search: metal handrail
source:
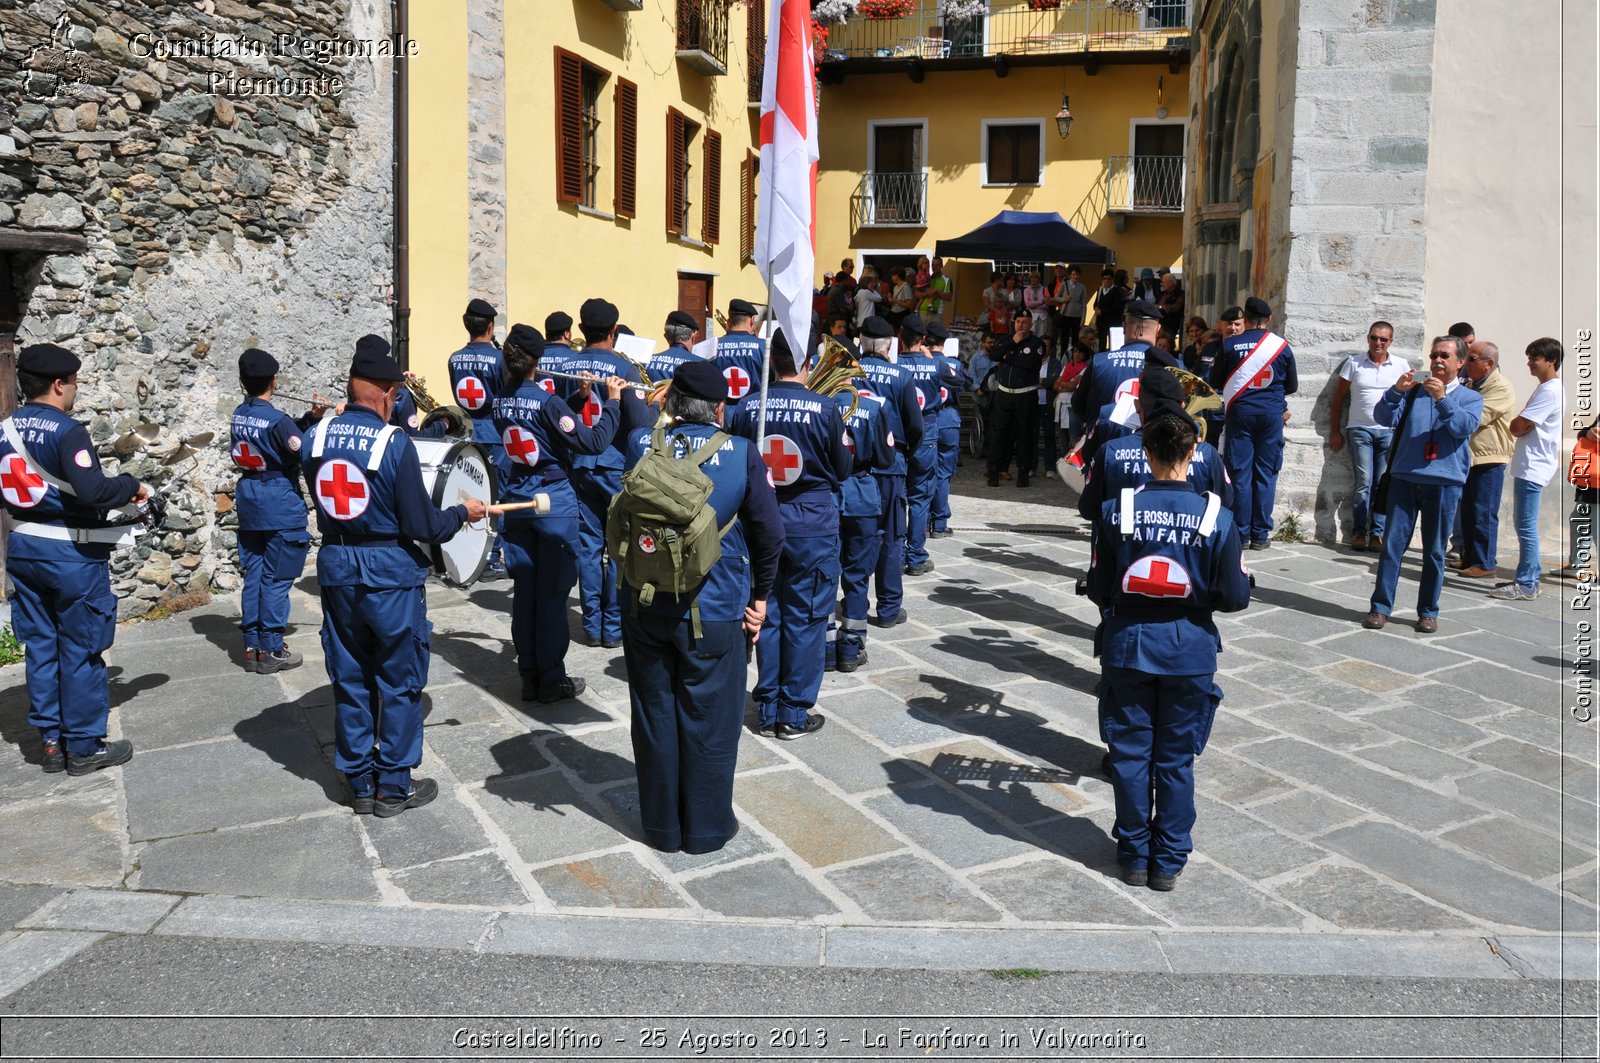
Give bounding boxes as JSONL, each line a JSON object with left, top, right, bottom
{"left": 823, "top": 0, "right": 1189, "bottom": 61}
{"left": 676, "top": 0, "right": 729, "bottom": 68}
{"left": 851, "top": 171, "right": 928, "bottom": 227}
{"left": 1106, "top": 154, "right": 1184, "bottom": 212}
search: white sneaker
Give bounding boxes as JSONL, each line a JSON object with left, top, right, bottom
{"left": 1489, "top": 583, "right": 1539, "bottom": 601}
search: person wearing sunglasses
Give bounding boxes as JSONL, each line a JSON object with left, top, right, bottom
{"left": 1330, "top": 322, "right": 1409, "bottom": 552}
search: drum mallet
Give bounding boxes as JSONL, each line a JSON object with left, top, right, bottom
{"left": 486, "top": 495, "right": 551, "bottom": 516}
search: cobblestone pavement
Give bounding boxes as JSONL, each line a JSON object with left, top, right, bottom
{"left": 1, "top": 465, "right": 1596, "bottom": 988}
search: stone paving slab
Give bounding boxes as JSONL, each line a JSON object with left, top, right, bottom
{"left": 137, "top": 815, "right": 380, "bottom": 902}
{"left": 0, "top": 931, "right": 107, "bottom": 999}
{"left": 0, "top": 885, "right": 63, "bottom": 933}
{"left": 19, "top": 889, "right": 178, "bottom": 934}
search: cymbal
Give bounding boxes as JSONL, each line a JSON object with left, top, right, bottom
{"left": 112, "top": 423, "right": 161, "bottom": 456}
{"left": 182, "top": 431, "right": 215, "bottom": 448}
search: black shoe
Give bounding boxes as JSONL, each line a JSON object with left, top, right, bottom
{"left": 870, "top": 611, "right": 907, "bottom": 628}
{"left": 601, "top": 638, "right": 623, "bottom": 649}
{"left": 929, "top": 529, "right": 953, "bottom": 539}
{"left": 350, "top": 790, "right": 376, "bottom": 815}
{"left": 1248, "top": 540, "right": 1270, "bottom": 551}
{"left": 520, "top": 677, "right": 540, "bottom": 702}
{"left": 835, "top": 651, "right": 868, "bottom": 674}
{"left": 1120, "top": 865, "right": 1148, "bottom": 888}
{"left": 537, "top": 676, "right": 586, "bottom": 704}
{"left": 40, "top": 739, "right": 65, "bottom": 774}
{"left": 256, "top": 648, "right": 303, "bottom": 674}
{"left": 373, "top": 777, "right": 439, "bottom": 818}
{"left": 904, "top": 561, "right": 935, "bottom": 576}
{"left": 243, "top": 648, "right": 259, "bottom": 674}
{"left": 755, "top": 720, "right": 777, "bottom": 738}
{"left": 1148, "top": 871, "right": 1179, "bottom": 892}
{"left": 775, "top": 713, "right": 826, "bottom": 740}
{"left": 66, "top": 739, "right": 133, "bottom": 776}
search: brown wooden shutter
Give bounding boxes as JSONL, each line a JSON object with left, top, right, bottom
{"left": 739, "top": 152, "right": 753, "bottom": 263}
{"left": 703, "top": 129, "right": 721, "bottom": 245}
{"left": 613, "top": 78, "right": 637, "bottom": 219}
{"left": 666, "top": 108, "right": 686, "bottom": 235}
{"left": 747, "top": 0, "right": 765, "bottom": 104}
{"left": 554, "top": 48, "right": 583, "bottom": 205}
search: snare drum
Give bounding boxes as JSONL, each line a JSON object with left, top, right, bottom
{"left": 413, "top": 438, "right": 498, "bottom": 586}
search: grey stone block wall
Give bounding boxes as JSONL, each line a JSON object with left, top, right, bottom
{"left": 465, "top": 0, "right": 506, "bottom": 314}
{"left": 1, "top": 0, "right": 393, "bottom": 614}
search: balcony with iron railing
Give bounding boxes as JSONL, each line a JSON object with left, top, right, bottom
{"left": 851, "top": 172, "right": 929, "bottom": 229}
{"left": 676, "top": 0, "right": 729, "bottom": 76}
{"left": 822, "top": 0, "right": 1189, "bottom": 69}
{"left": 1106, "top": 154, "right": 1184, "bottom": 213}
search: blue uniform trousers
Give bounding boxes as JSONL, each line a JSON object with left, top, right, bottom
{"left": 755, "top": 533, "right": 841, "bottom": 727}
{"left": 931, "top": 422, "right": 960, "bottom": 533}
{"left": 503, "top": 488, "right": 581, "bottom": 685}
{"left": 871, "top": 473, "right": 907, "bottom": 622}
{"left": 1101, "top": 666, "right": 1217, "bottom": 876}
{"left": 837, "top": 513, "right": 880, "bottom": 664}
{"left": 570, "top": 466, "right": 623, "bottom": 644}
{"left": 321, "top": 584, "right": 429, "bottom": 797}
{"left": 622, "top": 612, "right": 745, "bottom": 854}
{"left": 904, "top": 438, "right": 938, "bottom": 566}
{"left": 237, "top": 528, "right": 309, "bottom": 652}
{"left": 10, "top": 557, "right": 117, "bottom": 756}
{"left": 1369, "top": 478, "right": 1462, "bottom": 620}
{"left": 1459, "top": 462, "right": 1506, "bottom": 570}
{"left": 1223, "top": 408, "right": 1285, "bottom": 543}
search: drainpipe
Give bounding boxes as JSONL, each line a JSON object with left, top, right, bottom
{"left": 392, "top": 0, "right": 411, "bottom": 368}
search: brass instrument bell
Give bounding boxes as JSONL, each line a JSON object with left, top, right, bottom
{"left": 805, "top": 335, "right": 866, "bottom": 420}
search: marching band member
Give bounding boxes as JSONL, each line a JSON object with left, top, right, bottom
{"left": 447, "top": 298, "right": 507, "bottom": 576}
{"left": 926, "top": 319, "right": 968, "bottom": 540}
{"left": 729, "top": 328, "right": 851, "bottom": 738}
{"left": 856, "top": 315, "right": 923, "bottom": 627}
{"left": 647, "top": 310, "right": 703, "bottom": 384}
{"left": 834, "top": 337, "right": 892, "bottom": 673}
{"left": 1071, "top": 299, "right": 1176, "bottom": 468}
{"left": 1208, "top": 296, "right": 1298, "bottom": 550}
{"left": 897, "top": 315, "right": 943, "bottom": 576}
{"left": 714, "top": 298, "right": 768, "bottom": 412}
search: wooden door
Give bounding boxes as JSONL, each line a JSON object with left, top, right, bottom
{"left": 677, "top": 274, "right": 711, "bottom": 337}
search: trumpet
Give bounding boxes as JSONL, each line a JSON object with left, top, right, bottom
{"left": 405, "top": 374, "right": 468, "bottom": 437}
{"left": 805, "top": 335, "right": 865, "bottom": 421}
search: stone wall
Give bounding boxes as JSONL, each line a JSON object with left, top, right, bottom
{"left": 0, "top": 0, "right": 393, "bottom": 615}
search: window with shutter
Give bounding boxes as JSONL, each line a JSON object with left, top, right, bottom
{"left": 746, "top": 0, "right": 764, "bottom": 104}
{"left": 614, "top": 79, "right": 637, "bottom": 218}
{"left": 739, "top": 152, "right": 754, "bottom": 264}
{"left": 554, "top": 48, "right": 584, "bottom": 204}
{"left": 703, "top": 129, "right": 721, "bottom": 246}
{"left": 666, "top": 109, "right": 686, "bottom": 235}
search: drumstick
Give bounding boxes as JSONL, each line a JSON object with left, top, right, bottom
{"left": 487, "top": 495, "right": 550, "bottom": 515}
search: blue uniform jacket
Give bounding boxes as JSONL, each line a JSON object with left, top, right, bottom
{"left": 304, "top": 405, "right": 469, "bottom": 588}
{"left": 898, "top": 348, "right": 943, "bottom": 436}
{"left": 714, "top": 333, "right": 768, "bottom": 410}
{"left": 1088, "top": 481, "right": 1252, "bottom": 675}
{"left": 1373, "top": 381, "right": 1482, "bottom": 486}
{"left": 621, "top": 422, "right": 784, "bottom": 621}
{"left": 646, "top": 344, "right": 698, "bottom": 386}
{"left": 838, "top": 390, "right": 890, "bottom": 517}
{"left": 537, "top": 345, "right": 649, "bottom": 472}
{"left": 446, "top": 340, "right": 505, "bottom": 445}
{"left": 230, "top": 397, "right": 309, "bottom": 531}
{"left": 936, "top": 353, "right": 969, "bottom": 431}
{"left": 490, "top": 380, "right": 622, "bottom": 520}
{"left": 1078, "top": 435, "right": 1232, "bottom": 522}
{"left": 728, "top": 381, "right": 851, "bottom": 538}
{"left": 1071, "top": 341, "right": 1156, "bottom": 423}
{"left": 0, "top": 404, "right": 141, "bottom": 562}
{"left": 1209, "top": 328, "right": 1299, "bottom": 417}
{"left": 859, "top": 356, "right": 924, "bottom": 474}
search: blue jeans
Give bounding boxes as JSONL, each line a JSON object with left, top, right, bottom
{"left": 1370, "top": 477, "right": 1462, "bottom": 619}
{"left": 1513, "top": 477, "right": 1544, "bottom": 589}
{"left": 1460, "top": 463, "right": 1506, "bottom": 570}
{"left": 1347, "top": 426, "right": 1392, "bottom": 538}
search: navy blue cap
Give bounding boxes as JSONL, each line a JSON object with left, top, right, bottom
{"left": 579, "top": 298, "right": 619, "bottom": 332}
{"left": 350, "top": 334, "right": 403, "bottom": 382}
{"left": 924, "top": 319, "right": 951, "bottom": 342}
{"left": 1138, "top": 365, "right": 1188, "bottom": 418}
{"left": 506, "top": 323, "right": 544, "bottom": 356}
{"left": 673, "top": 359, "right": 729, "bottom": 403}
{"left": 544, "top": 311, "right": 573, "bottom": 336}
{"left": 238, "top": 348, "right": 278, "bottom": 378}
{"left": 1220, "top": 305, "right": 1244, "bottom": 321}
{"left": 17, "top": 343, "right": 79, "bottom": 379}
{"left": 859, "top": 316, "right": 893, "bottom": 340}
{"left": 666, "top": 310, "right": 697, "bottom": 331}
{"left": 1244, "top": 296, "right": 1272, "bottom": 319}
{"left": 1124, "top": 299, "right": 1161, "bottom": 321}
{"left": 900, "top": 313, "right": 927, "bottom": 337}
{"left": 466, "top": 298, "right": 497, "bottom": 319}
{"left": 728, "top": 298, "right": 757, "bottom": 319}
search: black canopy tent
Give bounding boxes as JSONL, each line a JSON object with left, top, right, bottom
{"left": 933, "top": 210, "right": 1113, "bottom": 265}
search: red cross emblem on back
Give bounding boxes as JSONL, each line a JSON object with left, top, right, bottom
{"left": 724, "top": 366, "right": 751, "bottom": 401}
{"left": 503, "top": 426, "right": 541, "bottom": 465}
{"left": 232, "top": 441, "right": 266, "bottom": 471}
{"left": 1122, "top": 555, "right": 1193, "bottom": 599}
{"left": 916, "top": 388, "right": 927, "bottom": 410}
{"left": 456, "top": 375, "right": 487, "bottom": 410}
{"left": 1114, "top": 377, "right": 1141, "bottom": 402}
{"left": 0, "top": 455, "right": 47, "bottom": 508}
{"left": 761, "top": 433, "right": 804, "bottom": 487}
{"left": 315, "top": 459, "right": 371, "bottom": 520}
{"left": 538, "top": 377, "right": 557, "bottom": 394}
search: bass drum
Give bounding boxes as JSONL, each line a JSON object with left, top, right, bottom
{"left": 1056, "top": 437, "right": 1088, "bottom": 494}
{"left": 412, "top": 438, "right": 497, "bottom": 586}
{"left": 421, "top": 404, "right": 471, "bottom": 438}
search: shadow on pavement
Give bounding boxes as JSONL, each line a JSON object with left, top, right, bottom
{"left": 233, "top": 699, "right": 347, "bottom": 803}
{"left": 930, "top": 632, "right": 1100, "bottom": 694}
{"left": 959, "top": 544, "right": 1081, "bottom": 580}
{"left": 930, "top": 584, "right": 1096, "bottom": 641}
{"left": 106, "top": 665, "right": 169, "bottom": 709}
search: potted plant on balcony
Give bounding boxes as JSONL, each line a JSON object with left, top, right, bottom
{"left": 1028, "top": 0, "right": 1063, "bottom": 10}
{"left": 812, "top": 0, "right": 861, "bottom": 23}
{"left": 858, "top": 0, "right": 915, "bottom": 19}
{"left": 939, "top": 0, "right": 987, "bottom": 23}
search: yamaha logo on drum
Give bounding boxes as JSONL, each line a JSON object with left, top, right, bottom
{"left": 456, "top": 457, "right": 486, "bottom": 487}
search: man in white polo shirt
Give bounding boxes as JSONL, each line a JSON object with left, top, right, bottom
{"left": 1491, "top": 337, "right": 1565, "bottom": 601}
{"left": 1330, "top": 321, "right": 1409, "bottom": 551}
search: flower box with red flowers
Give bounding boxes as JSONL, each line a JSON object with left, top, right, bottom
{"left": 858, "top": 0, "right": 916, "bottom": 19}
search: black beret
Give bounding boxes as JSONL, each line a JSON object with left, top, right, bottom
{"left": 579, "top": 297, "right": 619, "bottom": 332}
{"left": 859, "top": 316, "right": 893, "bottom": 340}
{"left": 728, "top": 298, "right": 757, "bottom": 319}
{"left": 665, "top": 310, "right": 697, "bottom": 331}
{"left": 899, "top": 312, "right": 926, "bottom": 336}
{"left": 615, "top": 324, "right": 634, "bottom": 337}
{"left": 506, "top": 323, "right": 544, "bottom": 357}
{"left": 924, "top": 319, "right": 951, "bottom": 342}
{"left": 17, "top": 343, "right": 79, "bottom": 379}
{"left": 1220, "top": 305, "right": 1244, "bottom": 321}
{"left": 238, "top": 347, "right": 279, "bottom": 378}
{"left": 350, "top": 334, "right": 404, "bottom": 383}
{"left": 466, "top": 298, "right": 497, "bottom": 319}
{"left": 1124, "top": 299, "right": 1162, "bottom": 321}
{"left": 673, "top": 359, "right": 729, "bottom": 403}
{"left": 1138, "top": 365, "right": 1187, "bottom": 410}
{"left": 544, "top": 311, "right": 573, "bottom": 336}
{"left": 1244, "top": 296, "right": 1273, "bottom": 319}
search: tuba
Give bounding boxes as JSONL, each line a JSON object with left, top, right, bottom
{"left": 1163, "top": 365, "right": 1224, "bottom": 441}
{"left": 405, "top": 374, "right": 469, "bottom": 437}
{"left": 806, "top": 335, "right": 865, "bottom": 421}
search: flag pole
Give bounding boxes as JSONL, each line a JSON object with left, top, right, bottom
{"left": 754, "top": 271, "right": 778, "bottom": 454}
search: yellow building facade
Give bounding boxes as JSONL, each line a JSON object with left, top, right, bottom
{"left": 404, "top": 1, "right": 769, "bottom": 383}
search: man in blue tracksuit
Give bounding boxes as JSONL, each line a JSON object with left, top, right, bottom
{"left": 620, "top": 360, "right": 783, "bottom": 854}
{"left": 897, "top": 314, "right": 942, "bottom": 576}
{"left": 834, "top": 347, "right": 892, "bottom": 673}
{"left": 1208, "top": 296, "right": 1298, "bottom": 549}
{"left": 1364, "top": 335, "right": 1483, "bottom": 634}
{"left": 714, "top": 298, "right": 768, "bottom": 412}
{"left": 448, "top": 297, "right": 507, "bottom": 575}
{"left": 1, "top": 344, "right": 148, "bottom": 775}
{"left": 926, "top": 319, "right": 968, "bottom": 539}
{"left": 856, "top": 315, "right": 923, "bottom": 627}
{"left": 493, "top": 323, "right": 641, "bottom": 702}
{"left": 229, "top": 347, "right": 314, "bottom": 674}
{"left": 539, "top": 297, "right": 651, "bottom": 648}
{"left": 646, "top": 310, "right": 702, "bottom": 386}
{"left": 1087, "top": 410, "right": 1251, "bottom": 891}
{"left": 304, "top": 338, "right": 488, "bottom": 816}
{"left": 730, "top": 328, "right": 851, "bottom": 738}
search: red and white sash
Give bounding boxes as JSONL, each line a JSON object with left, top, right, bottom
{"left": 1221, "top": 332, "right": 1288, "bottom": 411}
